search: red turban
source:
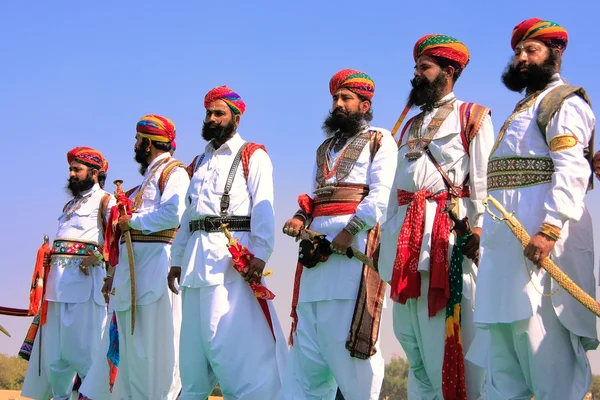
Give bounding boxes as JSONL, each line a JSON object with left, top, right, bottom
{"left": 136, "top": 114, "right": 177, "bottom": 153}
{"left": 67, "top": 147, "right": 108, "bottom": 173}
{"left": 329, "top": 69, "right": 375, "bottom": 100}
{"left": 204, "top": 86, "right": 246, "bottom": 115}
{"left": 413, "top": 34, "right": 470, "bottom": 70}
{"left": 511, "top": 18, "right": 568, "bottom": 51}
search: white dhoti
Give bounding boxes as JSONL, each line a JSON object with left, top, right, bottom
{"left": 393, "top": 273, "right": 484, "bottom": 400}
{"left": 114, "top": 290, "right": 176, "bottom": 400}
{"left": 283, "top": 299, "right": 385, "bottom": 400}
{"left": 179, "top": 278, "right": 286, "bottom": 400}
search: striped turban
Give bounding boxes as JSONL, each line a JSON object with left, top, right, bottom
{"left": 511, "top": 18, "right": 568, "bottom": 52}
{"left": 67, "top": 147, "right": 108, "bottom": 173}
{"left": 329, "top": 69, "right": 375, "bottom": 100}
{"left": 204, "top": 86, "right": 246, "bottom": 115}
{"left": 413, "top": 34, "right": 470, "bottom": 70}
{"left": 136, "top": 114, "right": 177, "bottom": 153}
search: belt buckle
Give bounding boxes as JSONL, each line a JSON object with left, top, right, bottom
{"left": 204, "top": 217, "right": 217, "bottom": 232}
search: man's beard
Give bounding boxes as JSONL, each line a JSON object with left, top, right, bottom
{"left": 408, "top": 72, "right": 448, "bottom": 108}
{"left": 501, "top": 52, "right": 557, "bottom": 93}
{"left": 322, "top": 108, "right": 366, "bottom": 137}
{"left": 134, "top": 140, "right": 150, "bottom": 175}
{"left": 202, "top": 120, "right": 236, "bottom": 144}
{"left": 67, "top": 171, "right": 95, "bottom": 197}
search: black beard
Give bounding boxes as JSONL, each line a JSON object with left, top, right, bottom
{"left": 67, "top": 173, "right": 95, "bottom": 197}
{"left": 134, "top": 140, "right": 150, "bottom": 175}
{"left": 408, "top": 72, "right": 448, "bottom": 108}
{"left": 202, "top": 120, "right": 236, "bottom": 145}
{"left": 322, "top": 108, "right": 366, "bottom": 137}
{"left": 501, "top": 52, "right": 557, "bottom": 93}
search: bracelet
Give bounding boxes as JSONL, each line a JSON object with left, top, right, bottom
{"left": 103, "top": 275, "right": 113, "bottom": 282}
{"left": 293, "top": 210, "right": 308, "bottom": 222}
{"left": 344, "top": 216, "right": 366, "bottom": 236}
{"left": 92, "top": 249, "right": 104, "bottom": 262}
{"left": 540, "top": 222, "right": 561, "bottom": 241}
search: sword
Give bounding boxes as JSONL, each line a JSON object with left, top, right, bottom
{"left": 114, "top": 180, "right": 137, "bottom": 335}
{"left": 483, "top": 195, "right": 600, "bottom": 318}
{"left": 0, "top": 324, "right": 9, "bottom": 337}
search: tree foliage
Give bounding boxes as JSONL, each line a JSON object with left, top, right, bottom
{"left": 0, "top": 353, "right": 28, "bottom": 390}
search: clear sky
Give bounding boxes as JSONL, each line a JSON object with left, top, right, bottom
{"left": 2, "top": 0, "right": 600, "bottom": 374}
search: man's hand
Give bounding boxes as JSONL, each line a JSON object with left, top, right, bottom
{"left": 461, "top": 227, "right": 482, "bottom": 263}
{"left": 101, "top": 276, "right": 113, "bottom": 304}
{"left": 524, "top": 232, "right": 556, "bottom": 266}
{"left": 593, "top": 151, "right": 600, "bottom": 181}
{"left": 118, "top": 215, "right": 132, "bottom": 233}
{"left": 168, "top": 267, "right": 181, "bottom": 295}
{"left": 242, "top": 257, "right": 266, "bottom": 284}
{"left": 79, "top": 254, "right": 98, "bottom": 276}
{"left": 331, "top": 230, "right": 354, "bottom": 255}
{"left": 282, "top": 218, "right": 304, "bottom": 238}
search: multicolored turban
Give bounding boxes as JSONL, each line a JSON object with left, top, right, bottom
{"left": 67, "top": 147, "right": 108, "bottom": 173}
{"left": 413, "top": 34, "right": 470, "bottom": 70}
{"left": 136, "top": 114, "right": 177, "bottom": 152}
{"left": 204, "top": 86, "right": 246, "bottom": 115}
{"left": 329, "top": 69, "right": 375, "bottom": 100}
{"left": 511, "top": 18, "right": 568, "bottom": 51}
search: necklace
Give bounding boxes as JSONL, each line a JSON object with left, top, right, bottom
{"left": 65, "top": 192, "right": 94, "bottom": 221}
{"left": 322, "top": 137, "right": 351, "bottom": 181}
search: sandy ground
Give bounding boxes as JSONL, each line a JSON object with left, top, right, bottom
{"left": 0, "top": 392, "right": 223, "bottom": 400}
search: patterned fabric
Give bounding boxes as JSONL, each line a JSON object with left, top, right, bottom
{"left": 136, "top": 114, "right": 177, "bottom": 153}
{"left": 107, "top": 311, "right": 119, "bottom": 393}
{"left": 459, "top": 103, "right": 492, "bottom": 156}
{"left": 329, "top": 68, "right": 375, "bottom": 100}
{"left": 315, "top": 130, "right": 372, "bottom": 186}
{"left": 52, "top": 239, "right": 98, "bottom": 256}
{"left": 18, "top": 313, "right": 40, "bottom": 361}
{"left": 391, "top": 187, "right": 470, "bottom": 317}
{"left": 549, "top": 134, "right": 578, "bottom": 152}
{"left": 123, "top": 228, "right": 179, "bottom": 245}
{"left": 511, "top": 18, "right": 568, "bottom": 51}
{"left": 67, "top": 147, "right": 108, "bottom": 172}
{"left": 413, "top": 34, "right": 470, "bottom": 70}
{"left": 487, "top": 156, "right": 555, "bottom": 191}
{"left": 204, "top": 85, "right": 246, "bottom": 115}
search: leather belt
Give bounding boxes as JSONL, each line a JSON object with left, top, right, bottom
{"left": 189, "top": 216, "right": 252, "bottom": 233}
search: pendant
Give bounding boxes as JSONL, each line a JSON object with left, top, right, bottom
{"left": 405, "top": 149, "right": 424, "bottom": 161}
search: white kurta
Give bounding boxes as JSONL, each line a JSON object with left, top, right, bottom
{"left": 112, "top": 152, "right": 189, "bottom": 400}
{"left": 378, "top": 93, "right": 494, "bottom": 400}
{"left": 283, "top": 126, "right": 397, "bottom": 400}
{"left": 171, "top": 132, "right": 287, "bottom": 400}
{"left": 469, "top": 77, "right": 598, "bottom": 400}
{"left": 22, "top": 184, "right": 114, "bottom": 400}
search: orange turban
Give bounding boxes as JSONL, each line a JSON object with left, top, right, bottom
{"left": 67, "top": 147, "right": 108, "bottom": 172}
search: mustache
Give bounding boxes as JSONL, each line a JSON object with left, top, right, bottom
{"left": 410, "top": 75, "right": 428, "bottom": 88}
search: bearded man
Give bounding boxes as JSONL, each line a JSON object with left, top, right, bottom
{"left": 282, "top": 69, "right": 397, "bottom": 400}
{"left": 378, "top": 34, "right": 494, "bottom": 400}
{"left": 468, "top": 18, "right": 597, "bottom": 400}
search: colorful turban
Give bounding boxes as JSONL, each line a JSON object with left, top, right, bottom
{"left": 413, "top": 34, "right": 470, "bottom": 70}
{"left": 204, "top": 86, "right": 246, "bottom": 115}
{"left": 511, "top": 18, "right": 568, "bottom": 51}
{"left": 329, "top": 69, "right": 375, "bottom": 100}
{"left": 67, "top": 147, "right": 108, "bottom": 173}
{"left": 136, "top": 114, "right": 177, "bottom": 152}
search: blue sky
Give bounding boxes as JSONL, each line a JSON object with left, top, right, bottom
{"left": 2, "top": 0, "right": 600, "bottom": 373}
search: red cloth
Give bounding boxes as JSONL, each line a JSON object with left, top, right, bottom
{"left": 390, "top": 188, "right": 469, "bottom": 317}
{"left": 29, "top": 242, "right": 50, "bottom": 316}
{"left": 104, "top": 195, "right": 133, "bottom": 267}
{"left": 67, "top": 147, "right": 108, "bottom": 172}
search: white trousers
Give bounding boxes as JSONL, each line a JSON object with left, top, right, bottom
{"left": 179, "top": 279, "right": 284, "bottom": 400}
{"left": 283, "top": 299, "right": 385, "bottom": 400}
{"left": 21, "top": 299, "right": 106, "bottom": 400}
{"left": 393, "top": 273, "right": 484, "bottom": 400}
{"left": 114, "top": 290, "right": 177, "bottom": 400}
{"left": 483, "top": 296, "right": 591, "bottom": 400}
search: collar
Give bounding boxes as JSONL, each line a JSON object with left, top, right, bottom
{"left": 420, "top": 92, "right": 456, "bottom": 112}
{"left": 75, "top": 183, "right": 100, "bottom": 200}
{"left": 146, "top": 152, "right": 170, "bottom": 173}
{"left": 205, "top": 132, "right": 244, "bottom": 154}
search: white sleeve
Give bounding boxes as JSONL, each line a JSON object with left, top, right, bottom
{"left": 467, "top": 114, "right": 494, "bottom": 228}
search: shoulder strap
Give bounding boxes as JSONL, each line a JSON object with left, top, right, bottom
{"left": 125, "top": 186, "right": 140, "bottom": 198}
{"left": 191, "top": 153, "right": 207, "bottom": 176}
{"left": 424, "top": 147, "right": 462, "bottom": 195}
{"left": 186, "top": 155, "right": 199, "bottom": 179}
{"left": 459, "top": 102, "right": 491, "bottom": 156}
{"left": 241, "top": 142, "right": 267, "bottom": 180}
{"left": 98, "top": 193, "right": 111, "bottom": 238}
{"left": 220, "top": 143, "right": 249, "bottom": 216}
{"left": 399, "top": 115, "right": 418, "bottom": 146}
{"left": 368, "top": 130, "right": 384, "bottom": 162}
{"left": 158, "top": 159, "right": 186, "bottom": 195}
{"left": 62, "top": 199, "right": 74, "bottom": 213}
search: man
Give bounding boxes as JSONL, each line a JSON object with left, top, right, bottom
{"left": 594, "top": 151, "right": 600, "bottom": 180}
{"left": 378, "top": 35, "right": 493, "bottom": 400}
{"left": 469, "top": 18, "right": 597, "bottom": 400}
{"left": 282, "top": 69, "right": 396, "bottom": 400}
{"left": 169, "top": 86, "right": 287, "bottom": 399}
{"left": 21, "top": 147, "right": 114, "bottom": 400}
{"left": 108, "top": 114, "right": 189, "bottom": 399}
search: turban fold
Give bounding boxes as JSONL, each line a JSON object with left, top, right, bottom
{"left": 329, "top": 69, "right": 375, "bottom": 100}
{"left": 511, "top": 18, "right": 568, "bottom": 51}
{"left": 136, "top": 114, "right": 177, "bottom": 152}
{"left": 204, "top": 86, "right": 246, "bottom": 115}
{"left": 413, "top": 34, "right": 470, "bottom": 70}
{"left": 67, "top": 147, "right": 108, "bottom": 173}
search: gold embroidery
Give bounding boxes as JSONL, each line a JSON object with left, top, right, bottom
{"left": 549, "top": 134, "right": 578, "bottom": 152}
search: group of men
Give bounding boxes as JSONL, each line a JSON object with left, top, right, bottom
{"left": 17, "top": 16, "right": 600, "bottom": 400}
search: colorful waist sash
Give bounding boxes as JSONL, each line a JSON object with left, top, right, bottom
{"left": 121, "top": 228, "right": 178, "bottom": 245}
{"left": 487, "top": 156, "right": 554, "bottom": 192}
{"left": 52, "top": 239, "right": 99, "bottom": 257}
{"left": 311, "top": 184, "right": 369, "bottom": 218}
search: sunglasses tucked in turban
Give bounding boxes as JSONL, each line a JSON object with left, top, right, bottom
{"left": 511, "top": 18, "right": 568, "bottom": 52}
{"left": 413, "top": 34, "right": 470, "bottom": 71}
{"left": 329, "top": 69, "right": 375, "bottom": 101}
{"left": 136, "top": 114, "right": 177, "bottom": 153}
{"left": 67, "top": 147, "right": 108, "bottom": 173}
{"left": 204, "top": 86, "right": 246, "bottom": 115}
